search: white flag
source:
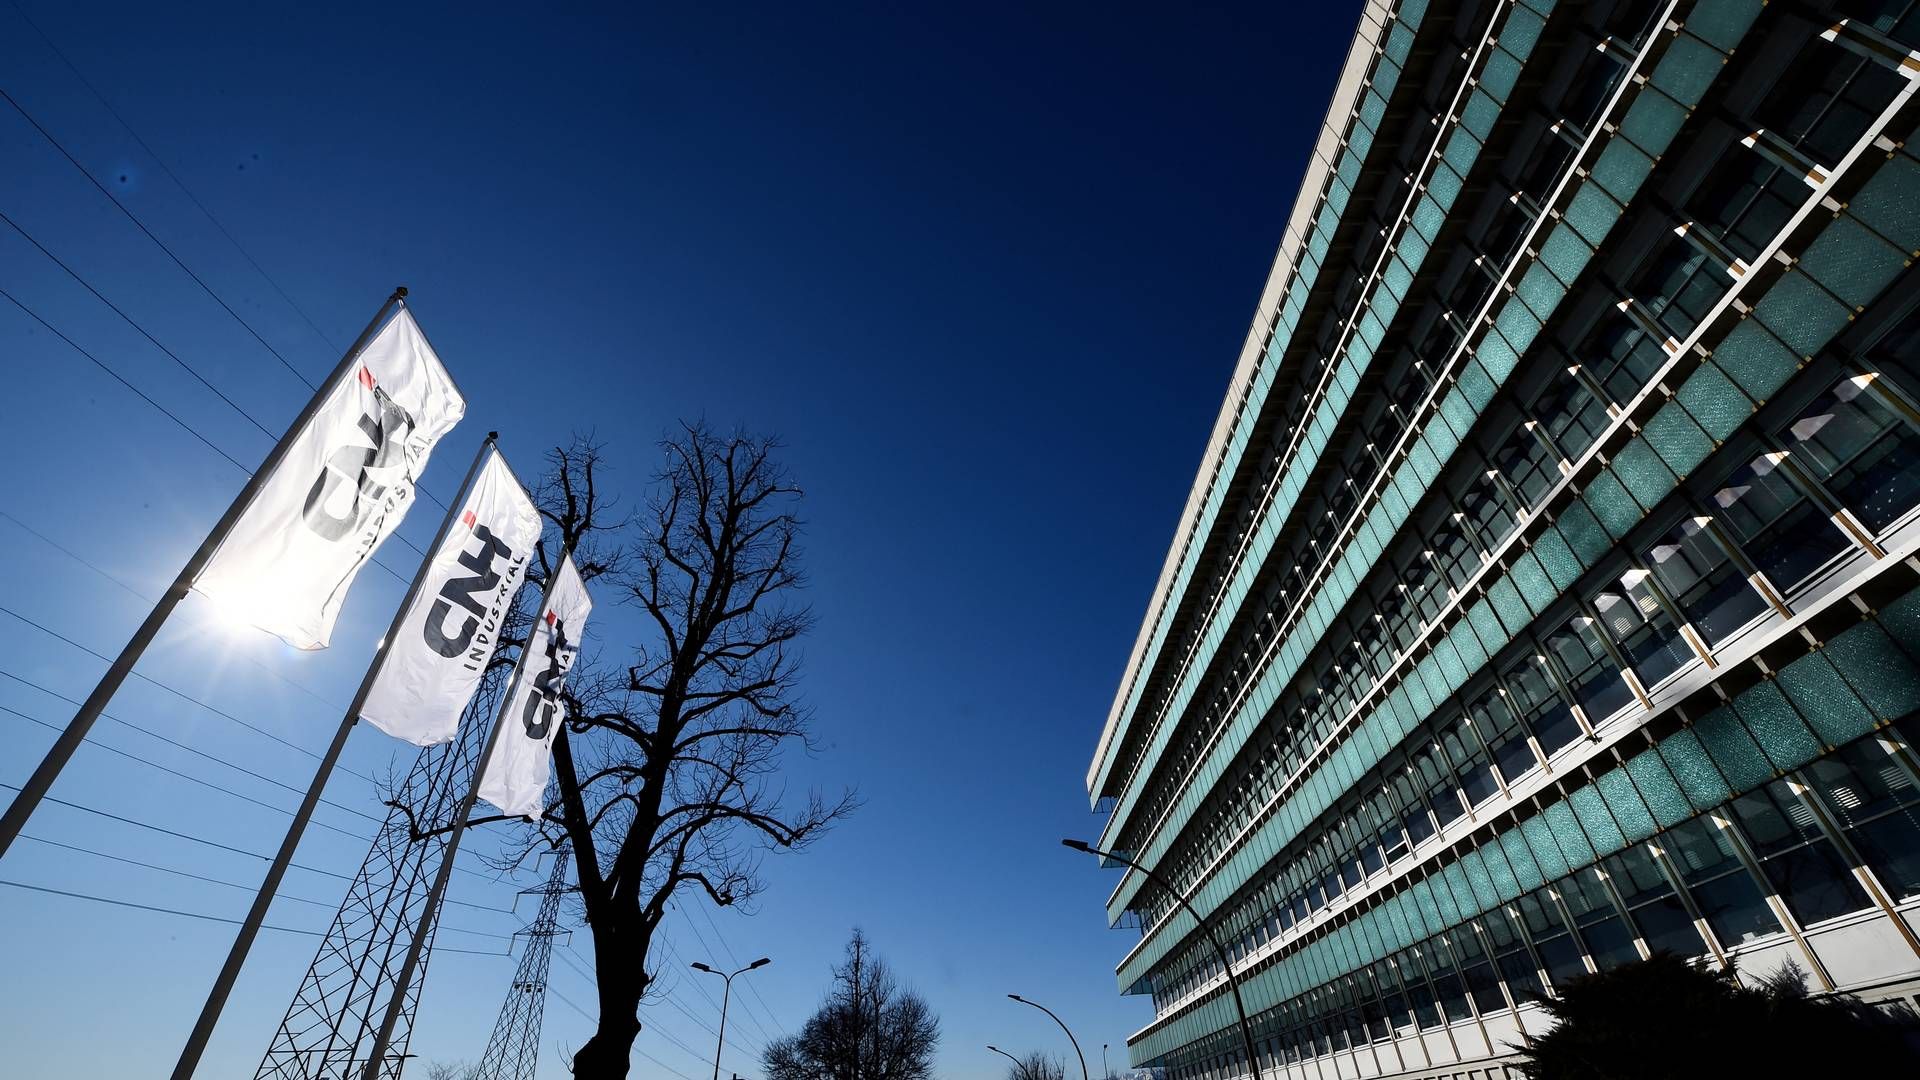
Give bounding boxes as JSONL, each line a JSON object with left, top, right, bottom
{"left": 479, "top": 555, "right": 591, "bottom": 819}
{"left": 360, "top": 450, "right": 541, "bottom": 746}
{"left": 195, "top": 309, "right": 464, "bottom": 649}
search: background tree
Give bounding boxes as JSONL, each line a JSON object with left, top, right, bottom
{"left": 1517, "top": 951, "right": 1920, "bottom": 1078}
{"left": 1006, "top": 1052, "right": 1065, "bottom": 1080}
{"left": 393, "top": 427, "right": 856, "bottom": 1079}
{"left": 762, "top": 929, "right": 941, "bottom": 1080}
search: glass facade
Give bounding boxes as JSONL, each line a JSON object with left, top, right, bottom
{"left": 1084, "top": 3, "right": 1920, "bottom": 1078}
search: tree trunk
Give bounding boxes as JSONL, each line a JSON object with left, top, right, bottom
{"left": 572, "top": 991, "right": 648, "bottom": 1076}
{"left": 573, "top": 971, "right": 645, "bottom": 1079}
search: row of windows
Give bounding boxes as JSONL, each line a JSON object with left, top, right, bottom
{"left": 1119, "top": 0, "right": 1920, "bottom": 1064}
{"left": 1114, "top": 0, "right": 1665, "bottom": 876}
{"left": 1160, "top": 721, "right": 1920, "bottom": 1077}
{"left": 1114, "top": 0, "right": 1740, "bottom": 884}
{"left": 1146, "top": 344, "right": 1920, "bottom": 1009}
{"left": 1116, "top": 0, "right": 1920, "bottom": 861}
{"left": 1098, "top": 0, "right": 1517, "bottom": 807}
{"left": 1122, "top": 10, "right": 1918, "bottom": 944}
{"left": 1104, "top": 0, "right": 1537, "bottom": 845}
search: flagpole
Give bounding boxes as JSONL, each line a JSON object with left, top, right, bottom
{"left": 361, "top": 541, "right": 573, "bottom": 1080}
{"left": 166, "top": 428, "right": 499, "bottom": 1079}
{"left": 0, "top": 286, "right": 409, "bottom": 864}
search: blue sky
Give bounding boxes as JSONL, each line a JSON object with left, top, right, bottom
{"left": 0, "top": 2, "right": 1355, "bottom": 1076}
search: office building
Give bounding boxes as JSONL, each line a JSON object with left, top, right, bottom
{"left": 1084, "top": 2, "right": 1920, "bottom": 1077}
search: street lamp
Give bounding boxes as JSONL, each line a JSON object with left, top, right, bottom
{"left": 1102, "top": 1043, "right": 1111, "bottom": 1080}
{"left": 1064, "top": 839, "right": 1262, "bottom": 1080}
{"left": 988, "top": 1043, "right": 1033, "bottom": 1080}
{"left": 1007, "top": 994, "right": 1087, "bottom": 1080}
{"left": 691, "top": 957, "right": 771, "bottom": 1080}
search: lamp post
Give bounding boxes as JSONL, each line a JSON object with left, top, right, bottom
{"left": 1007, "top": 994, "right": 1087, "bottom": 1080}
{"left": 691, "top": 957, "right": 771, "bottom": 1080}
{"left": 1102, "top": 1043, "right": 1111, "bottom": 1080}
{"left": 1064, "top": 839, "right": 1262, "bottom": 1080}
{"left": 987, "top": 1044, "right": 1032, "bottom": 1080}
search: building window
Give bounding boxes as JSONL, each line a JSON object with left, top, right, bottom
{"left": 1467, "top": 684, "right": 1542, "bottom": 788}
{"left": 1727, "top": 779, "right": 1874, "bottom": 926}
{"left": 1451, "top": 926, "right": 1509, "bottom": 1015}
{"left": 1399, "top": 945, "right": 1444, "bottom": 1030}
{"left": 1501, "top": 654, "right": 1587, "bottom": 758}
{"left": 1373, "top": 957, "right": 1416, "bottom": 1038}
{"left": 1486, "top": 906, "right": 1546, "bottom": 1002}
{"left": 1710, "top": 451, "right": 1855, "bottom": 595}
{"left": 1632, "top": 237, "right": 1725, "bottom": 341}
{"left": 1776, "top": 373, "right": 1920, "bottom": 535}
{"left": 1441, "top": 715, "right": 1503, "bottom": 807}
{"left": 1395, "top": 770, "right": 1439, "bottom": 846}
{"left": 1606, "top": 844, "right": 1707, "bottom": 958}
{"left": 1662, "top": 815, "right": 1783, "bottom": 946}
{"left": 1517, "top": 887, "right": 1588, "bottom": 988}
{"left": 1754, "top": 34, "right": 1906, "bottom": 168}
{"left": 1457, "top": 474, "right": 1517, "bottom": 553}
{"left": 1579, "top": 317, "right": 1668, "bottom": 405}
{"left": 1562, "top": 867, "right": 1643, "bottom": 970}
{"left": 1587, "top": 567, "right": 1695, "bottom": 690}
{"left": 1639, "top": 515, "right": 1769, "bottom": 646}
{"left": 1544, "top": 615, "right": 1637, "bottom": 725}
{"left": 1801, "top": 739, "right": 1920, "bottom": 902}
{"left": 1528, "top": 370, "right": 1610, "bottom": 462}
{"left": 1687, "top": 144, "right": 1804, "bottom": 264}
{"left": 1422, "top": 939, "right": 1476, "bottom": 1024}
{"left": 1493, "top": 423, "right": 1563, "bottom": 506}
{"left": 1556, "top": 44, "right": 1629, "bottom": 133}
{"left": 1837, "top": 0, "right": 1920, "bottom": 50}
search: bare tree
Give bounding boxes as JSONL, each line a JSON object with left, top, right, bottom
{"left": 421, "top": 1062, "right": 475, "bottom": 1080}
{"left": 1009, "top": 1053, "right": 1066, "bottom": 1080}
{"left": 763, "top": 930, "right": 941, "bottom": 1080}
{"left": 509, "top": 425, "right": 857, "bottom": 1077}
{"left": 386, "top": 427, "right": 851, "bottom": 1077}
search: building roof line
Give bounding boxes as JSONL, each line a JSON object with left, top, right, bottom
{"left": 1085, "top": 0, "right": 1397, "bottom": 801}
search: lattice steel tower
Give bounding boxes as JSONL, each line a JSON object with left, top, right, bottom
{"left": 256, "top": 688, "right": 499, "bottom": 1080}
{"left": 473, "top": 845, "right": 571, "bottom": 1080}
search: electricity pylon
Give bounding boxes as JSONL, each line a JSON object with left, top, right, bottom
{"left": 474, "top": 844, "right": 573, "bottom": 1080}
{"left": 255, "top": 687, "right": 499, "bottom": 1079}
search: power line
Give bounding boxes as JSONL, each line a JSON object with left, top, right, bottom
{"left": 1, "top": 508, "right": 149, "bottom": 602}
{"left": 695, "top": 899, "right": 785, "bottom": 1040}
{"left": 0, "top": 780, "right": 514, "bottom": 915}
{"left": 0, "top": 285, "right": 253, "bottom": 474}
{"left": 12, "top": 831, "right": 504, "bottom": 944}
{"left": 0, "top": 286, "right": 419, "bottom": 577}
{"left": 0, "top": 665, "right": 379, "bottom": 824}
{"left": 557, "top": 945, "right": 719, "bottom": 1068}
{"left": 0, "top": 666, "right": 514, "bottom": 885}
{"left": 563, "top": 940, "right": 764, "bottom": 1065}
{"left": 547, "top": 981, "right": 702, "bottom": 1080}
{"left": 20, "top": 831, "right": 346, "bottom": 909}
{"left": 2, "top": 701, "right": 377, "bottom": 844}
{"left": 0, "top": 603, "right": 380, "bottom": 783}
{"left": 680, "top": 902, "right": 778, "bottom": 1048}
{"left": 0, "top": 206, "right": 277, "bottom": 441}
{"left": 5, "top": 0, "right": 343, "bottom": 359}
{"left": 645, "top": 936, "right": 768, "bottom": 1063}
{"left": 0, "top": 71, "right": 450, "bottom": 515}
{"left": 0, "top": 606, "right": 516, "bottom": 886}
{"left": 0, "top": 507, "right": 349, "bottom": 715}
{"left": 0, "top": 84, "right": 316, "bottom": 389}
{"left": 0, "top": 877, "right": 508, "bottom": 955}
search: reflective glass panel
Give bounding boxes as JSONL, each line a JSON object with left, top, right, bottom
{"left": 1640, "top": 516, "right": 1768, "bottom": 645}
{"left": 1712, "top": 453, "right": 1853, "bottom": 593}
{"left": 1778, "top": 375, "right": 1920, "bottom": 534}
